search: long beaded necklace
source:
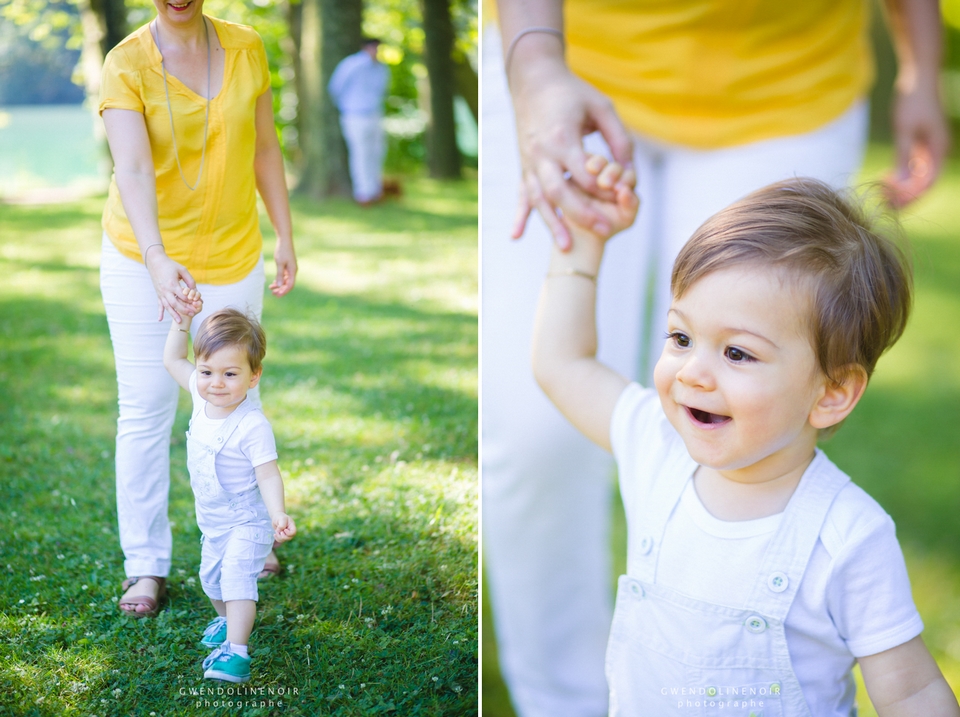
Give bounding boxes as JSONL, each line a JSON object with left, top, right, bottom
{"left": 154, "top": 16, "right": 211, "bottom": 191}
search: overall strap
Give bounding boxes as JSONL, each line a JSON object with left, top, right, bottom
{"left": 629, "top": 446, "right": 698, "bottom": 583}
{"left": 746, "top": 450, "right": 850, "bottom": 621}
{"left": 209, "top": 399, "right": 258, "bottom": 456}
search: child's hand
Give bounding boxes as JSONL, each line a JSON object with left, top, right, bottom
{"left": 567, "top": 155, "right": 639, "bottom": 241}
{"left": 182, "top": 287, "right": 203, "bottom": 317}
{"left": 272, "top": 513, "right": 297, "bottom": 543}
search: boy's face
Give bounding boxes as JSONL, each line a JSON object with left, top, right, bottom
{"left": 196, "top": 344, "right": 261, "bottom": 414}
{"left": 653, "top": 264, "right": 829, "bottom": 483}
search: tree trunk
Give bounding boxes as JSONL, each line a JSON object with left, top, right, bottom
{"left": 296, "top": 0, "right": 361, "bottom": 199}
{"left": 89, "top": 0, "right": 128, "bottom": 56}
{"left": 421, "top": 0, "right": 461, "bottom": 179}
{"left": 452, "top": 52, "right": 477, "bottom": 122}
{"left": 285, "top": 0, "right": 304, "bottom": 168}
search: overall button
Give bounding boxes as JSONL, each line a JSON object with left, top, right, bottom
{"left": 629, "top": 582, "right": 644, "bottom": 599}
{"left": 744, "top": 615, "right": 767, "bottom": 633}
{"left": 705, "top": 686, "right": 717, "bottom": 697}
{"left": 767, "top": 572, "right": 788, "bottom": 593}
{"left": 638, "top": 536, "right": 654, "bottom": 555}
{"left": 769, "top": 682, "right": 781, "bottom": 696}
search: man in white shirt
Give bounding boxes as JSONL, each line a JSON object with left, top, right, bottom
{"left": 328, "top": 38, "right": 390, "bottom": 205}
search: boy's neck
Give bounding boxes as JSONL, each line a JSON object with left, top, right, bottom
{"left": 203, "top": 395, "right": 247, "bottom": 420}
{"left": 693, "top": 442, "right": 818, "bottom": 522}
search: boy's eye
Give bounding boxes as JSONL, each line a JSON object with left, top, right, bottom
{"left": 667, "top": 331, "right": 691, "bottom": 348}
{"left": 725, "top": 346, "right": 750, "bottom": 362}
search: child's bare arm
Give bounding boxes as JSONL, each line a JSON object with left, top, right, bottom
{"left": 254, "top": 460, "right": 297, "bottom": 543}
{"left": 162, "top": 290, "right": 201, "bottom": 391}
{"left": 532, "top": 157, "right": 638, "bottom": 451}
{"left": 859, "top": 635, "right": 960, "bottom": 716}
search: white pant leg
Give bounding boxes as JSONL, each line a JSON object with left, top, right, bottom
{"left": 644, "top": 102, "right": 869, "bottom": 375}
{"left": 100, "top": 236, "right": 265, "bottom": 578}
{"left": 200, "top": 530, "right": 273, "bottom": 603}
{"left": 340, "top": 114, "right": 385, "bottom": 202}
{"left": 481, "top": 29, "right": 657, "bottom": 717}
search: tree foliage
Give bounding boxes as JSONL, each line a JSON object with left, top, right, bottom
{"left": 1, "top": 0, "right": 479, "bottom": 175}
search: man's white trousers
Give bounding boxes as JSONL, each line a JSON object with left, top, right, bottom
{"left": 340, "top": 113, "right": 386, "bottom": 202}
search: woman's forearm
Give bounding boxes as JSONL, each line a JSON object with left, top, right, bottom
{"left": 113, "top": 168, "right": 164, "bottom": 256}
{"left": 102, "top": 109, "right": 165, "bottom": 256}
{"left": 253, "top": 90, "right": 293, "bottom": 246}
{"left": 496, "top": 0, "right": 565, "bottom": 92}
{"left": 884, "top": 0, "right": 942, "bottom": 93}
{"left": 254, "top": 142, "right": 293, "bottom": 246}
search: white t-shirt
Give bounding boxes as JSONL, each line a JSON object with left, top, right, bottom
{"left": 189, "top": 371, "right": 278, "bottom": 494}
{"left": 611, "top": 383, "right": 924, "bottom": 716}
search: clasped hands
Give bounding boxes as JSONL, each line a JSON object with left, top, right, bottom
{"left": 509, "top": 56, "right": 948, "bottom": 250}
{"left": 509, "top": 62, "right": 640, "bottom": 249}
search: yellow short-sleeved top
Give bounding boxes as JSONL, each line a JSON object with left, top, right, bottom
{"left": 99, "top": 17, "right": 270, "bottom": 284}
{"left": 487, "top": 0, "right": 873, "bottom": 149}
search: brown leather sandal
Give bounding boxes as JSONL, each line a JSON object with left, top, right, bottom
{"left": 257, "top": 542, "right": 282, "bottom": 581}
{"left": 119, "top": 576, "right": 167, "bottom": 618}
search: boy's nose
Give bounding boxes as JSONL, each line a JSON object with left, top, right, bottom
{"left": 676, "top": 353, "right": 714, "bottom": 390}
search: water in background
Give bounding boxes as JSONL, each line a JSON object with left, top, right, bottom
{"left": 0, "top": 104, "right": 108, "bottom": 200}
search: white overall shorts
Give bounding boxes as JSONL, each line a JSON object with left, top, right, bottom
{"left": 187, "top": 398, "right": 274, "bottom": 602}
{"left": 606, "top": 453, "right": 852, "bottom": 717}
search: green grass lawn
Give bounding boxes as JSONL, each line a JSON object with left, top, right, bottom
{"left": 482, "top": 148, "right": 960, "bottom": 716}
{"left": 0, "top": 176, "right": 478, "bottom": 716}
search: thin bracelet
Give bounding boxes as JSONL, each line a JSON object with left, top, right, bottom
{"left": 546, "top": 268, "right": 597, "bottom": 282}
{"left": 143, "top": 243, "right": 165, "bottom": 261}
{"left": 504, "top": 27, "right": 564, "bottom": 77}
{"left": 172, "top": 327, "right": 189, "bottom": 333}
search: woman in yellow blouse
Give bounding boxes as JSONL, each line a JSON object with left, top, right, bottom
{"left": 99, "top": 0, "right": 295, "bottom": 617}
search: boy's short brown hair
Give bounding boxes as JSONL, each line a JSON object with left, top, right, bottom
{"left": 194, "top": 308, "right": 267, "bottom": 374}
{"left": 671, "top": 177, "right": 911, "bottom": 383}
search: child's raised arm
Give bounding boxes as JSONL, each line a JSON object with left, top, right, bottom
{"left": 531, "top": 157, "right": 638, "bottom": 452}
{"left": 859, "top": 635, "right": 960, "bottom": 716}
{"left": 162, "top": 288, "right": 202, "bottom": 391}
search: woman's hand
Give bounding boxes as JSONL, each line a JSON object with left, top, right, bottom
{"left": 885, "top": 83, "right": 950, "bottom": 208}
{"left": 144, "top": 248, "right": 200, "bottom": 322}
{"left": 269, "top": 238, "right": 297, "bottom": 297}
{"left": 509, "top": 53, "right": 635, "bottom": 250}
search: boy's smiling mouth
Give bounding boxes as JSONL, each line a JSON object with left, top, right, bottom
{"left": 684, "top": 405, "right": 732, "bottom": 427}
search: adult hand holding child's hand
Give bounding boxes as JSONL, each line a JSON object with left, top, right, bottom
{"left": 145, "top": 247, "right": 201, "bottom": 323}
{"left": 508, "top": 50, "right": 636, "bottom": 249}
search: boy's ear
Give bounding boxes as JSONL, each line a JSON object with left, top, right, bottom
{"left": 809, "top": 365, "right": 868, "bottom": 430}
{"left": 249, "top": 367, "right": 263, "bottom": 389}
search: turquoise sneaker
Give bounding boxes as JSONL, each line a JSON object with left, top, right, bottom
{"left": 199, "top": 616, "right": 228, "bottom": 648}
{"left": 203, "top": 644, "right": 251, "bottom": 683}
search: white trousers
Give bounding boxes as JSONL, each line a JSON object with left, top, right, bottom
{"left": 340, "top": 113, "right": 386, "bottom": 202}
{"left": 99, "top": 235, "right": 264, "bottom": 578}
{"left": 480, "top": 28, "right": 868, "bottom": 717}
